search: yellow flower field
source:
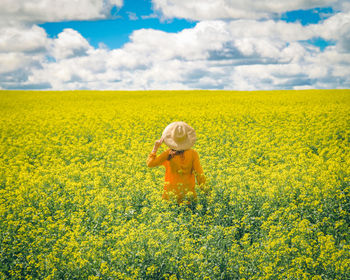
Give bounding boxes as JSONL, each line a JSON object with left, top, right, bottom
{"left": 0, "top": 90, "right": 349, "bottom": 279}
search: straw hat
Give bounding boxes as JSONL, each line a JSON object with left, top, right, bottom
{"left": 162, "top": 121, "right": 196, "bottom": 151}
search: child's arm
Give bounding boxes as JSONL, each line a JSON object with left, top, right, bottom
{"left": 147, "top": 149, "right": 169, "bottom": 167}
{"left": 147, "top": 137, "right": 168, "bottom": 167}
{"left": 193, "top": 150, "right": 205, "bottom": 185}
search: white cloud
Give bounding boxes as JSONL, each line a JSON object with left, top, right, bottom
{"left": 0, "top": 0, "right": 123, "bottom": 24}
{"left": 0, "top": 52, "right": 30, "bottom": 75}
{"left": 0, "top": 0, "right": 349, "bottom": 90}
{"left": 0, "top": 51, "right": 48, "bottom": 90}
{"left": 338, "top": 23, "right": 350, "bottom": 52}
{"left": 125, "top": 21, "right": 229, "bottom": 61}
{"left": 311, "top": 11, "right": 350, "bottom": 40}
{"left": 0, "top": 24, "right": 49, "bottom": 53}
{"left": 127, "top": 12, "right": 139, "bottom": 20}
{"left": 51, "top": 28, "right": 92, "bottom": 60}
{"left": 9, "top": 14, "right": 350, "bottom": 90}
{"left": 152, "top": 0, "right": 342, "bottom": 20}
{"left": 0, "top": 24, "right": 49, "bottom": 86}
{"left": 0, "top": 0, "right": 121, "bottom": 89}
{"left": 227, "top": 20, "right": 312, "bottom": 41}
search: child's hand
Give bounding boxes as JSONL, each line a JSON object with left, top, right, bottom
{"left": 152, "top": 137, "right": 164, "bottom": 153}
{"left": 154, "top": 137, "right": 164, "bottom": 149}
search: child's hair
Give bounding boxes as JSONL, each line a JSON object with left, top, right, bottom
{"left": 167, "top": 149, "right": 185, "bottom": 161}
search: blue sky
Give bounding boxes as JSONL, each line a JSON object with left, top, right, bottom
{"left": 40, "top": 3, "right": 333, "bottom": 50}
{"left": 0, "top": 0, "right": 349, "bottom": 90}
{"left": 40, "top": 1, "right": 197, "bottom": 50}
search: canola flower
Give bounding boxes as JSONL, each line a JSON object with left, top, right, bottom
{"left": 0, "top": 89, "right": 349, "bottom": 279}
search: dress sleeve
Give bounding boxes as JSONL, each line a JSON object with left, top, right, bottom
{"left": 193, "top": 150, "right": 205, "bottom": 185}
{"left": 146, "top": 149, "right": 169, "bottom": 167}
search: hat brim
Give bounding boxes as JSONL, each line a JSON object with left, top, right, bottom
{"left": 162, "top": 122, "right": 196, "bottom": 151}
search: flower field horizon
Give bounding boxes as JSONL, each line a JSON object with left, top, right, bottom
{"left": 0, "top": 89, "right": 349, "bottom": 279}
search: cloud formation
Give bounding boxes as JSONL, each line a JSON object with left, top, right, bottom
{"left": 0, "top": 0, "right": 123, "bottom": 24}
{"left": 152, "top": 0, "right": 345, "bottom": 20}
{"left": 0, "top": 0, "right": 349, "bottom": 90}
{"left": 51, "top": 29, "right": 92, "bottom": 60}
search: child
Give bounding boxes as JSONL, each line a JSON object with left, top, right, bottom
{"left": 147, "top": 121, "right": 205, "bottom": 203}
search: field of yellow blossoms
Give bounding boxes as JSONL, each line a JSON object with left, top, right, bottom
{"left": 0, "top": 90, "right": 349, "bottom": 279}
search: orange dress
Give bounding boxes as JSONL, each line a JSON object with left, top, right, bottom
{"left": 147, "top": 149, "right": 205, "bottom": 202}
